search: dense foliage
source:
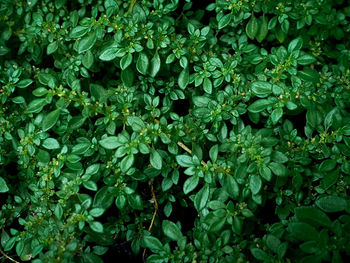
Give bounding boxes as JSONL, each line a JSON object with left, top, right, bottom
{"left": 1, "top": 0, "right": 350, "bottom": 262}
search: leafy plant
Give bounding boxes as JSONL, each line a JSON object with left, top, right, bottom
{"left": 1, "top": 0, "right": 350, "bottom": 262}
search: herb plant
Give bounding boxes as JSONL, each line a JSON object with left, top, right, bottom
{"left": 1, "top": 0, "right": 350, "bottom": 262}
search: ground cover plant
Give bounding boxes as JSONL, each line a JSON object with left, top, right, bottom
{"left": 1, "top": 0, "right": 350, "bottom": 262}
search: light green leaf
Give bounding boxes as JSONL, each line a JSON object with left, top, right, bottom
{"left": 42, "top": 109, "right": 60, "bottom": 131}
{"left": 246, "top": 14, "right": 258, "bottom": 39}
{"left": 136, "top": 52, "right": 149, "bottom": 75}
{"left": 99, "top": 136, "right": 120, "bottom": 150}
{"left": 218, "top": 14, "right": 231, "bottom": 29}
{"left": 77, "top": 31, "right": 97, "bottom": 54}
{"left": 149, "top": 52, "right": 161, "bottom": 77}
{"left": 69, "top": 26, "right": 89, "bottom": 38}
{"left": 251, "top": 81, "right": 272, "bottom": 98}
{"left": 297, "top": 54, "right": 316, "bottom": 65}
{"left": 120, "top": 53, "right": 133, "bottom": 70}
{"left": 194, "top": 184, "right": 209, "bottom": 211}
{"left": 247, "top": 99, "right": 272, "bottom": 113}
{"left": 0, "top": 177, "right": 9, "bottom": 193}
{"left": 162, "top": 220, "right": 183, "bottom": 241}
{"left": 90, "top": 221, "right": 104, "bottom": 233}
{"left": 288, "top": 38, "right": 303, "bottom": 52}
{"left": 120, "top": 154, "right": 134, "bottom": 172}
{"left": 178, "top": 67, "right": 189, "bottom": 90}
{"left": 183, "top": 175, "right": 199, "bottom": 194}
{"left": 42, "top": 138, "right": 60, "bottom": 150}
{"left": 150, "top": 150, "right": 162, "bottom": 170}
{"left": 249, "top": 174, "right": 262, "bottom": 195}
{"left": 142, "top": 236, "right": 164, "bottom": 252}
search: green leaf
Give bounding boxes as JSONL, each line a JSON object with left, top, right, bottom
{"left": 194, "top": 184, "right": 209, "bottom": 211}
{"left": 288, "top": 38, "right": 303, "bottom": 52}
{"left": 126, "top": 116, "right": 145, "bottom": 132}
{"left": 82, "top": 50, "right": 94, "bottom": 68}
{"left": 162, "top": 220, "right": 183, "bottom": 241}
{"left": 246, "top": 14, "right": 258, "bottom": 39}
{"left": 0, "top": 177, "right": 9, "bottom": 193}
{"left": 93, "top": 186, "right": 114, "bottom": 210}
{"left": 193, "top": 96, "right": 211, "bottom": 107}
{"left": 256, "top": 15, "right": 268, "bottom": 42}
{"left": 251, "top": 81, "right": 272, "bottom": 98}
{"left": 69, "top": 26, "right": 89, "bottom": 38}
{"left": 99, "top": 136, "right": 120, "bottom": 150}
{"left": 99, "top": 47, "right": 119, "bottom": 61}
{"left": 223, "top": 175, "right": 239, "bottom": 199}
{"left": 268, "top": 162, "right": 287, "bottom": 176}
{"left": 42, "top": 138, "right": 60, "bottom": 150}
{"left": 83, "top": 181, "right": 98, "bottom": 191}
{"left": 259, "top": 165, "right": 272, "bottom": 181}
{"left": 120, "top": 154, "right": 134, "bottom": 173}
{"left": 90, "top": 221, "right": 104, "bottom": 233}
{"left": 247, "top": 99, "right": 272, "bottom": 113}
{"left": 249, "top": 174, "right": 262, "bottom": 195}
{"left": 266, "top": 235, "right": 281, "bottom": 253}
{"left": 77, "top": 31, "right": 97, "bottom": 54}
{"left": 42, "top": 109, "right": 60, "bottom": 131}
{"left": 315, "top": 196, "right": 347, "bottom": 213}
{"left": 297, "top": 54, "right": 316, "bottom": 65}
{"left": 16, "top": 241, "right": 24, "bottom": 257}
{"left": 251, "top": 248, "right": 268, "bottom": 261}
{"left": 54, "top": 204, "right": 63, "bottom": 219}
{"left": 178, "top": 67, "right": 189, "bottom": 90}
{"left": 26, "top": 98, "right": 47, "bottom": 113}
{"left": 69, "top": 116, "right": 86, "bottom": 130}
{"left": 203, "top": 78, "right": 212, "bottom": 94}
{"left": 183, "top": 175, "right": 199, "bottom": 194}
{"left": 127, "top": 194, "right": 143, "bottom": 210}
{"left": 136, "top": 52, "right": 149, "bottom": 75}
{"left": 121, "top": 67, "right": 134, "bottom": 87}
{"left": 17, "top": 79, "right": 33, "bottom": 88}
{"left": 297, "top": 69, "right": 319, "bottom": 83}
{"left": 319, "top": 159, "right": 336, "bottom": 172}
{"left": 287, "top": 222, "right": 318, "bottom": 241}
{"left": 47, "top": 41, "right": 58, "bottom": 55}
{"left": 149, "top": 52, "right": 161, "bottom": 77}
{"left": 176, "top": 155, "right": 194, "bottom": 167}
{"left": 209, "top": 145, "right": 218, "bottom": 162}
{"left": 142, "top": 236, "right": 164, "bottom": 252}
{"left": 90, "top": 208, "right": 105, "bottom": 217}
{"left": 294, "top": 206, "right": 331, "bottom": 227}
{"left": 120, "top": 53, "right": 133, "bottom": 70}
{"left": 271, "top": 151, "right": 288, "bottom": 163}
{"left": 83, "top": 253, "right": 104, "bottom": 263}
{"left": 218, "top": 14, "right": 231, "bottom": 29}
{"left": 150, "top": 150, "right": 162, "bottom": 170}
{"left": 271, "top": 108, "right": 283, "bottom": 124}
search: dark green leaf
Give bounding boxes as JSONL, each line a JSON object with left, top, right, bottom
{"left": 315, "top": 196, "right": 347, "bottom": 213}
